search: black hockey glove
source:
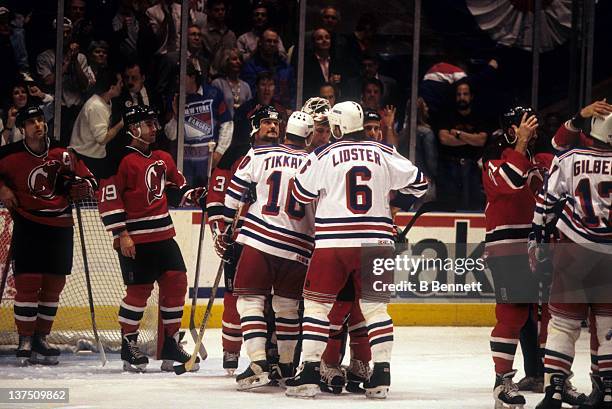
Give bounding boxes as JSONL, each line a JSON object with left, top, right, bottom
{"left": 527, "top": 231, "right": 553, "bottom": 281}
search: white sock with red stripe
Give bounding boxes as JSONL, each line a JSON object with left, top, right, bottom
{"left": 301, "top": 299, "right": 333, "bottom": 362}
{"left": 543, "top": 315, "right": 580, "bottom": 386}
{"left": 596, "top": 315, "right": 612, "bottom": 379}
{"left": 237, "top": 295, "right": 267, "bottom": 362}
{"left": 361, "top": 300, "right": 394, "bottom": 362}
{"left": 272, "top": 296, "right": 300, "bottom": 364}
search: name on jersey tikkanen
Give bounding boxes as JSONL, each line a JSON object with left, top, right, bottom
{"left": 263, "top": 155, "right": 303, "bottom": 170}
{"left": 332, "top": 147, "right": 381, "bottom": 167}
{"left": 573, "top": 158, "right": 612, "bottom": 176}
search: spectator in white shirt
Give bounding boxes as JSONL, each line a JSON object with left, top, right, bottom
{"left": 69, "top": 71, "right": 124, "bottom": 179}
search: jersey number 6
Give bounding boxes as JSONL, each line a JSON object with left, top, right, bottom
{"left": 346, "top": 166, "right": 372, "bottom": 214}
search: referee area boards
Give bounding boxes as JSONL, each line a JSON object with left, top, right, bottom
{"left": 0, "top": 210, "right": 495, "bottom": 331}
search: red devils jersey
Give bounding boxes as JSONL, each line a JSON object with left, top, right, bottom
{"left": 98, "top": 146, "right": 189, "bottom": 246}
{"left": 552, "top": 121, "right": 593, "bottom": 151}
{"left": 0, "top": 139, "right": 95, "bottom": 227}
{"left": 482, "top": 147, "right": 553, "bottom": 256}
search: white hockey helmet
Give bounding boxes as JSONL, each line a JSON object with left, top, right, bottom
{"left": 591, "top": 113, "right": 612, "bottom": 145}
{"left": 286, "top": 111, "right": 314, "bottom": 139}
{"left": 328, "top": 101, "right": 364, "bottom": 139}
{"left": 301, "top": 97, "right": 331, "bottom": 122}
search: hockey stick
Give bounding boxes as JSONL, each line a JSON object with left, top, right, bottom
{"left": 175, "top": 184, "right": 250, "bottom": 376}
{"left": 397, "top": 200, "right": 456, "bottom": 242}
{"left": 74, "top": 200, "right": 107, "bottom": 366}
{"left": 188, "top": 141, "right": 216, "bottom": 361}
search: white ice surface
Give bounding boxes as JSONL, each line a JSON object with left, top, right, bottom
{"left": 0, "top": 327, "right": 593, "bottom": 409}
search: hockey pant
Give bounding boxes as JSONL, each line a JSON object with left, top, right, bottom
{"left": 13, "top": 273, "right": 66, "bottom": 336}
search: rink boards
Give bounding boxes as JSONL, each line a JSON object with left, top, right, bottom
{"left": 0, "top": 209, "right": 496, "bottom": 330}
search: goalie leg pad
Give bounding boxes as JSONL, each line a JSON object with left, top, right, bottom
{"left": 360, "top": 300, "right": 393, "bottom": 363}
{"left": 35, "top": 275, "right": 66, "bottom": 335}
{"left": 119, "top": 284, "right": 154, "bottom": 334}
{"left": 272, "top": 295, "right": 300, "bottom": 364}
{"left": 595, "top": 314, "right": 612, "bottom": 379}
{"left": 301, "top": 299, "right": 333, "bottom": 362}
{"left": 158, "top": 270, "right": 187, "bottom": 337}
{"left": 13, "top": 273, "right": 43, "bottom": 336}
{"left": 543, "top": 313, "right": 582, "bottom": 387}
{"left": 222, "top": 291, "right": 242, "bottom": 353}
{"left": 237, "top": 295, "right": 267, "bottom": 362}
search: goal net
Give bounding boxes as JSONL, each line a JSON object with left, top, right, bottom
{"left": 0, "top": 198, "right": 159, "bottom": 355}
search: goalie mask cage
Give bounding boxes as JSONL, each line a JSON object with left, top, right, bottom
{"left": 0, "top": 198, "right": 159, "bottom": 355}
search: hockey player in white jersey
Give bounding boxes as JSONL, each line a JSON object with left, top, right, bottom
{"left": 285, "top": 101, "right": 428, "bottom": 399}
{"left": 534, "top": 113, "right": 612, "bottom": 409}
{"left": 224, "top": 107, "right": 316, "bottom": 390}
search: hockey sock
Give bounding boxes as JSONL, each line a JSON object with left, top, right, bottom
{"left": 595, "top": 315, "right": 612, "bottom": 379}
{"left": 322, "top": 301, "right": 351, "bottom": 365}
{"left": 35, "top": 275, "right": 66, "bottom": 335}
{"left": 519, "top": 305, "right": 539, "bottom": 377}
{"left": 360, "top": 300, "right": 393, "bottom": 363}
{"left": 158, "top": 270, "right": 187, "bottom": 337}
{"left": 237, "top": 295, "right": 267, "bottom": 362}
{"left": 272, "top": 295, "right": 300, "bottom": 364}
{"left": 119, "top": 283, "right": 154, "bottom": 334}
{"left": 14, "top": 273, "right": 43, "bottom": 336}
{"left": 543, "top": 314, "right": 580, "bottom": 386}
{"left": 539, "top": 303, "right": 551, "bottom": 376}
{"left": 590, "top": 311, "right": 600, "bottom": 376}
{"left": 301, "top": 299, "right": 333, "bottom": 362}
{"left": 348, "top": 301, "right": 372, "bottom": 362}
{"left": 490, "top": 303, "right": 529, "bottom": 374}
{"left": 222, "top": 291, "right": 242, "bottom": 353}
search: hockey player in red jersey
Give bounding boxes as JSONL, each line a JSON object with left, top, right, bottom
{"left": 534, "top": 111, "right": 612, "bottom": 409}
{"left": 0, "top": 105, "right": 96, "bottom": 365}
{"left": 98, "top": 105, "right": 206, "bottom": 372}
{"left": 481, "top": 107, "right": 562, "bottom": 409}
{"left": 286, "top": 101, "right": 428, "bottom": 399}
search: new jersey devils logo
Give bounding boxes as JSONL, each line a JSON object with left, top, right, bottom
{"left": 145, "top": 160, "right": 167, "bottom": 204}
{"left": 28, "top": 160, "right": 61, "bottom": 199}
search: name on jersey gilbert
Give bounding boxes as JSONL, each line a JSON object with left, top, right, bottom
{"left": 263, "top": 155, "right": 304, "bottom": 170}
{"left": 573, "top": 158, "right": 612, "bottom": 176}
{"left": 332, "top": 147, "right": 382, "bottom": 167}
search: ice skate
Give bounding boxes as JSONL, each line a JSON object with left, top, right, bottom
{"left": 285, "top": 362, "right": 320, "bottom": 398}
{"left": 494, "top": 370, "right": 525, "bottom": 409}
{"left": 30, "top": 334, "right": 60, "bottom": 365}
{"left": 319, "top": 361, "right": 345, "bottom": 394}
{"left": 535, "top": 373, "right": 565, "bottom": 409}
{"left": 602, "top": 377, "right": 612, "bottom": 409}
{"left": 16, "top": 335, "right": 32, "bottom": 366}
{"left": 517, "top": 375, "right": 544, "bottom": 393}
{"left": 346, "top": 358, "right": 371, "bottom": 394}
{"left": 160, "top": 331, "right": 199, "bottom": 372}
{"left": 364, "top": 362, "right": 390, "bottom": 399}
{"left": 236, "top": 360, "right": 269, "bottom": 391}
{"left": 563, "top": 373, "right": 588, "bottom": 407}
{"left": 121, "top": 332, "right": 149, "bottom": 373}
{"left": 223, "top": 351, "right": 239, "bottom": 376}
{"left": 269, "top": 362, "right": 295, "bottom": 387}
{"left": 584, "top": 374, "right": 603, "bottom": 408}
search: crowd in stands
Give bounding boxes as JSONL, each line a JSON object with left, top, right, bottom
{"left": 0, "top": 1, "right": 558, "bottom": 211}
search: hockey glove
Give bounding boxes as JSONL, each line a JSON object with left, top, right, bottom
{"left": 67, "top": 176, "right": 93, "bottom": 201}
{"left": 183, "top": 187, "right": 208, "bottom": 209}
{"left": 212, "top": 221, "right": 232, "bottom": 260}
{"left": 528, "top": 232, "right": 553, "bottom": 280}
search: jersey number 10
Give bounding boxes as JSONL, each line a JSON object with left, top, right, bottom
{"left": 263, "top": 171, "right": 305, "bottom": 220}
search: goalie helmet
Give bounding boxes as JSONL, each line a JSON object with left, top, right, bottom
{"left": 328, "top": 101, "right": 364, "bottom": 139}
{"left": 286, "top": 111, "right": 314, "bottom": 139}
{"left": 250, "top": 104, "right": 280, "bottom": 136}
{"left": 16, "top": 105, "right": 45, "bottom": 128}
{"left": 591, "top": 113, "right": 612, "bottom": 145}
{"left": 501, "top": 106, "right": 536, "bottom": 145}
{"left": 301, "top": 97, "right": 331, "bottom": 122}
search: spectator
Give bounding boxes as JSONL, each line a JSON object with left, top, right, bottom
{"left": 202, "top": 0, "right": 236, "bottom": 75}
{"left": 0, "top": 7, "right": 18, "bottom": 108}
{"left": 319, "top": 83, "right": 336, "bottom": 107}
{"left": 7, "top": 6, "right": 29, "bottom": 74}
{"left": 232, "top": 70, "right": 287, "bottom": 148}
{"left": 241, "top": 28, "right": 295, "bottom": 109}
{"left": 302, "top": 28, "right": 345, "bottom": 102}
{"left": 66, "top": 0, "right": 94, "bottom": 50}
{"left": 236, "top": 2, "right": 287, "bottom": 63}
{"left": 2, "top": 80, "right": 54, "bottom": 145}
{"left": 187, "top": 24, "right": 210, "bottom": 79}
{"left": 211, "top": 48, "right": 252, "bottom": 118}
{"left": 347, "top": 52, "right": 398, "bottom": 105}
{"left": 164, "top": 63, "right": 233, "bottom": 185}
{"left": 305, "top": 5, "right": 346, "bottom": 59}
{"left": 415, "top": 97, "right": 437, "bottom": 200}
{"left": 69, "top": 70, "right": 124, "bottom": 178}
{"left": 344, "top": 12, "right": 378, "bottom": 80}
{"left": 146, "top": 0, "right": 181, "bottom": 56}
{"left": 363, "top": 109, "right": 383, "bottom": 141}
{"left": 111, "top": 0, "right": 140, "bottom": 62}
{"left": 87, "top": 40, "right": 109, "bottom": 80}
{"left": 361, "top": 78, "right": 398, "bottom": 145}
{"left": 437, "top": 80, "right": 489, "bottom": 210}
{"left": 36, "top": 17, "right": 95, "bottom": 146}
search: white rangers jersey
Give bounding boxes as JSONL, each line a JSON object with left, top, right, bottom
{"left": 224, "top": 144, "right": 315, "bottom": 264}
{"left": 292, "top": 139, "right": 428, "bottom": 248}
{"left": 534, "top": 146, "right": 612, "bottom": 253}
